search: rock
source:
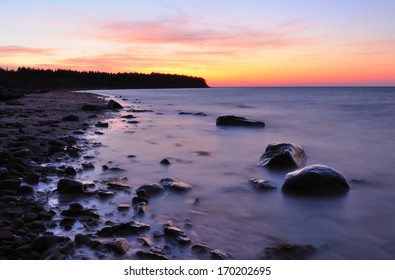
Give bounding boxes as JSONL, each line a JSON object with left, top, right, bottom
{"left": 107, "top": 182, "right": 132, "bottom": 190}
{"left": 107, "top": 99, "right": 123, "bottom": 109}
{"left": 0, "top": 229, "right": 13, "bottom": 241}
{"left": 138, "top": 236, "right": 153, "bottom": 247}
{"left": 176, "top": 235, "right": 191, "bottom": 245}
{"left": 56, "top": 179, "right": 86, "bottom": 194}
{"left": 0, "top": 179, "right": 22, "bottom": 191}
{"left": 136, "top": 250, "right": 167, "bottom": 260}
{"left": 132, "top": 196, "right": 149, "bottom": 205}
{"left": 131, "top": 109, "right": 153, "bottom": 113}
{"left": 12, "top": 148, "right": 33, "bottom": 158}
{"left": 48, "top": 145, "right": 64, "bottom": 156}
{"left": 97, "top": 190, "right": 115, "bottom": 198}
{"left": 62, "top": 115, "right": 79, "bottom": 122}
{"left": 60, "top": 218, "right": 76, "bottom": 229}
{"left": 160, "top": 178, "right": 192, "bottom": 192}
{"left": 195, "top": 151, "right": 210, "bottom": 156}
{"left": 18, "top": 185, "right": 34, "bottom": 194}
{"left": 216, "top": 115, "right": 265, "bottom": 127}
{"left": 121, "top": 114, "right": 136, "bottom": 119}
{"left": 24, "top": 172, "right": 40, "bottom": 185}
{"left": 192, "top": 243, "right": 213, "bottom": 254}
{"left": 136, "top": 184, "right": 164, "bottom": 196}
{"left": 82, "top": 162, "right": 95, "bottom": 169}
{"left": 210, "top": 249, "right": 233, "bottom": 260}
{"left": 107, "top": 239, "right": 130, "bottom": 255}
{"left": 160, "top": 158, "right": 171, "bottom": 165}
{"left": 134, "top": 202, "right": 148, "bottom": 215}
{"left": 164, "top": 226, "right": 184, "bottom": 237}
{"left": 262, "top": 243, "right": 316, "bottom": 260}
{"left": 95, "top": 122, "right": 109, "bottom": 128}
{"left": 248, "top": 178, "right": 277, "bottom": 190}
{"left": 65, "top": 166, "right": 77, "bottom": 176}
{"left": 97, "top": 221, "right": 150, "bottom": 237}
{"left": 32, "top": 235, "right": 70, "bottom": 252}
{"left": 282, "top": 164, "right": 350, "bottom": 195}
{"left": 259, "top": 143, "right": 307, "bottom": 169}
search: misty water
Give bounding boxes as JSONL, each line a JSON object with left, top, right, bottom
{"left": 53, "top": 87, "right": 395, "bottom": 259}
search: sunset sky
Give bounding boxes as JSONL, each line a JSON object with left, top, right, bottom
{"left": 1, "top": 0, "right": 394, "bottom": 86}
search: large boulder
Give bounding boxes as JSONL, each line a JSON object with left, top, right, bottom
{"left": 259, "top": 143, "right": 307, "bottom": 169}
{"left": 56, "top": 179, "right": 86, "bottom": 194}
{"left": 107, "top": 99, "right": 123, "bottom": 109}
{"left": 282, "top": 164, "right": 350, "bottom": 195}
{"left": 216, "top": 115, "right": 265, "bottom": 127}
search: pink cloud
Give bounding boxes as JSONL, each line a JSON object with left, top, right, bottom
{"left": 0, "top": 45, "right": 55, "bottom": 56}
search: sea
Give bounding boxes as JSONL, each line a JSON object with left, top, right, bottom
{"left": 53, "top": 87, "right": 395, "bottom": 259}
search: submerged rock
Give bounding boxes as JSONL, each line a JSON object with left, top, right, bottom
{"left": 216, "top": 115, "right": 265, "bottom": 127}
{"left": 259, "top": 143, "right": 307, "bottom": 169}
{"left": 282, "top": 164, "right": 350, "bottom": 195}
{"left": 134, "top": 202, "right": 148, "bottom": 215}
{"left": 97, "top": 221, "right": 150, "bottom": 237}
{"left": 248, "top": 178, "right": 277, "bottom": 190}
{"left": 107, "top": 239, "right": 130, "bottom": 255}
{"left": 262, "top": 243, "right": 316, "bottom": 260}
{"left": 210, "top": 249, "right": 233, "bottom": 260}
{"left": 136, "top": 250, "right": 168, "bottom": 260}
{"left": 136, "top": 184, "right": 164, "bottom": 196}
{"left": 160, "top": 158, "right": 171, "bottom": 165}
{"left": 160, "top": 178, "right": 192, "bottom": 192}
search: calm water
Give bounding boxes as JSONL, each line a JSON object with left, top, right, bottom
{"left": 60, "top": 87, "right": 395, "bottom": 259}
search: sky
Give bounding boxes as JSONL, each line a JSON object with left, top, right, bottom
{"left": 0, "top": 0, "right": 394, "bottom": 86}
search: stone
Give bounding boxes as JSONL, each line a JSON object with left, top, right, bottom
{"left": 81, "top": 104, "right": 106, "bottom": 111}
{"left": 136, "top": 184, "right": 164, "bottom": 196}
{"left": 216, "top": 115, "right": 265, "bottom": 127}
{"left": 133, "top": 202, "right": 148, "bottom": 215}
{"left": 136, "top": 250, "right": 167, "bottom": 260}
{"left": 65, "top": 166, "right": 77, "bottom": 176}
{"left": 97, "top": 190, "right": 115, "bottom": 198}
{"left": 5, "top": 99, "right": 24, "bottom": 106}
{"left": 56, "top": 179, "right": 86, "bottom": 194}
{"left": 31, "top": 235, "right": 70, "bottom": 252}
{"left": 160, "top": 158, "right": 171, "bottom": 165}
{"left": 107, "top": 239, "right": 130, "bottom": 255}
{"left": 121, "top": 114, "right": 136, "bottom": 119}
{"left": 248, "top": 178, "right": 277, "bottom": 190}
{"left": 0, "top": 229, "right": 13, "bottom": 241}
{"left": 210, "top": 249, "right": 233, "bottom": 260}
{"left": 160, "top": 178, "right": 192, "bottom": 192}
{"left": 132, "top": 196, "right": 148, "bottom": 205}
{"left": 95, "top": 122, "right": 109, "bottom": 128}
{"left": 259, "top": 143, "right": 307, "bottom": 169}
{"left": 191, "top": 243, "right": 213, "bottom": 254}
{"left": 0, "top": 179, "right": 22, "bottom": 191}
{"left": 138, "top": 236, "right": 153, "bottom": 247}
{"left": 107, "top": 182, "right": 132, "bottom": 190}
{"left": 82, "top": 162, "right": 95, "bottom": 169}
{"left": 97, "top": 221, "right": 150, "bottom": 237}
{"left": 18, "top": 185, "right": 34, "bottom": 194}
{"left": 62, "top": 115, "right": 79, "bottom": 122}
{"left": 262, "top": 243, "right": 316, "bottom": 260}
{"left": 282, "top": 164, "right": 350, "bottom": 195}
{"left": 107, "top": 99, "right": 123, "bottom": 109}
{"left": 24, "top": 172, "right": 40, "bottom": 185}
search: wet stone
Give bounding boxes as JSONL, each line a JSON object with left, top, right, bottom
{"left": 216, "top": 115, "right": 265, "bottom": 127}
{"left": 210, "top": 249, "right": 233, "bottom": 260}
{"left": 136, "top": 184, "right": 164, "bottom": 196}
{"left": 259, "top": 143, "right": 307, "bottom": 169}
{"left": 262, "top": 243, "right": 316, "bottom": 260}
{"left": 136, "top": 250, "right": 168, "bottom": 260}
{"left": 132, "top": 196, "right": 148, "bottom": 205}
{"left": 97, "top": 221, "right": 150, "bottom": 237}
{"left": 133, "top": 202, "right": 148, "bottom": 215}
{"left": 248, "top": 178, "right": 277, "bottom": 190}
{"left": 138, "top": 236, "right": 153, "bottom": 247}
{"left": 107, "top": 182, "right": 132, "bottom": 190}
{"left": 0, "top": 229, "right": 13, "bottom": 241}
{"left": 160, "top": 178, "right": 192, "bottom": 192}
{"left": 56, "top": 179, "right": 86, "bottom": 194}
{"left": 107, "top": 239, "right": 130, "bottom": 255}
{"left": 191, "top": 243, "right": 213, "bottom": 254}
{"left": 160, "top": 158, "right": 171, "bottom": 165}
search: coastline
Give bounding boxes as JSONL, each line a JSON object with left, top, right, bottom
{"left": 0, "top": 90, "right": 109, "bottom": 259}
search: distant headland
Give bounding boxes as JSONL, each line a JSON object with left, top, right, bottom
{"left": 0, "top": 67, "right": 209, "bottom": 99}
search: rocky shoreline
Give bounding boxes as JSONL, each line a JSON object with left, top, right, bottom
{"left": 0, "top": 90, "right": 112, "bottom": 259}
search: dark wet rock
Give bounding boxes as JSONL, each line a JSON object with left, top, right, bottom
{"left": 0, "top": 167, "right": 11, "bottom": 180}
{"left": 108, "top": 167, "right": 126, "bottom": 172}
{"left": 195, "top": 151, "right": 210, "bottom": 156}
{"left": 136, "top": 184, "right": 164, "bottom": 196}
{"left": 350, "top": 179, "right": 373, "bottom": 185}
{"left": 23, "top": 172, "right": 40, "bottom": 185}
{"left": 179, "top": 111, "right": 208, "bottom": 116}
{"left": 259, "top": 143, "right": 307, "bottom": 169}
{"left": 18, "top": 185, "right": 34, "bottom": 194}
{"left": 160, "top": 178, "right": 192, "bottom": 192}
{"left": 107, "top": 239, "right": 130, "bottom": 255}
{"left": 248, "top": 178, "right": 277, "bottom": 190}
{"left": 177, "top": 235, "right": 191, "bottom": 245}
{"left": 127, "top": 154, "right": 136, "bottom": 158}
{"left": 262, "top": 243, "right": 316, "bottom": 260}
{"left": 131, "top": 109, "right": 153, "bottom": 113}
{"left": 95, "top": 122, "right": 109, "bottom": 128}
{"left": 60, "top": 217, "right": 76, "bottom": 230}
{"left": 138, "top": 236, "right": 153, "bottom": 247}
{"left": 81, "top": 103, "right": 106, "bottom": 111}
{"left": 117, "top": 204, "right": 130, "bottom": 211}
{"left": 136, "top": 188, "right": 147, "bottom": 198}
{"left": 216, "top": 115, "right": 265, "bottom": 127}
{"left": 61, "top": 204, "right": 100, "bottom": 219}
{"left": 164, "top": 226, "right": 184, "bottom": 237}
{"left": 136, "top": 250, "right": 167, "bottom": 260}
{"left": 282, "top": 164, "right": 350, "bottom": 195}
{"left": 56, "top": 179, "right": 86, "bottom": 194}
{"left": 82, "top": 162, "right": 95, "bottom": 169}
{"left": 41, "top": 239, "right": 74, "bottom": 260}
{"left": 121, "top": 114, "right": 136, "bottom": 119}
{"left": 210, "top": 249, "right": 233, "bottom": 260}
{"left": 133, "top": 202, "right": 148, "bottom": 215}
{"left": 65, "top": 166, "right": 77, "bottom": 176}
{"left": 48, "top": 145, "right": 65, "bottom": 156}
{"left": 107, "top": 99, "right": 123, "bottom": 109}
{"left": 3, "top": 162, "right": 26, "bottom": 173}
{"left": 0, "top": 179, "right": 22, "bottom": 191}
{"left": 72, "top": 130, "right": 85, "bottom": 135}
{"left": 102, "top": 165, "right": 109, "bottom": 171}
{"left": 61, "top": 114, "right": 79, "bottom": 122}
{"left": 107, "top": 182, "right": 132, "bottom": 190}
{"left": 153, "top": 230, "right": 164, "bottom": 238}
{"left": 132, "top": 196, "right": 149, "bottom": 205}
{"left": 97, "top": 221, "right": 150, "bottom": 237}
{"left": 12, "top": 148, "right": 33, "bottom": 158}
{"left": 160, "top": 158, "right": 171, "bottom": 165}
{"left": 31, "top": 235, "right": 70, "bottom": 252}
{"left": 97, "top": 189, "right": 115, "bottom": 198}
{"left": 0, "top": 229, "right": 13, "bottom": 241}
{"left": 192, "top": 243, "right": 213, "bottom": 254}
